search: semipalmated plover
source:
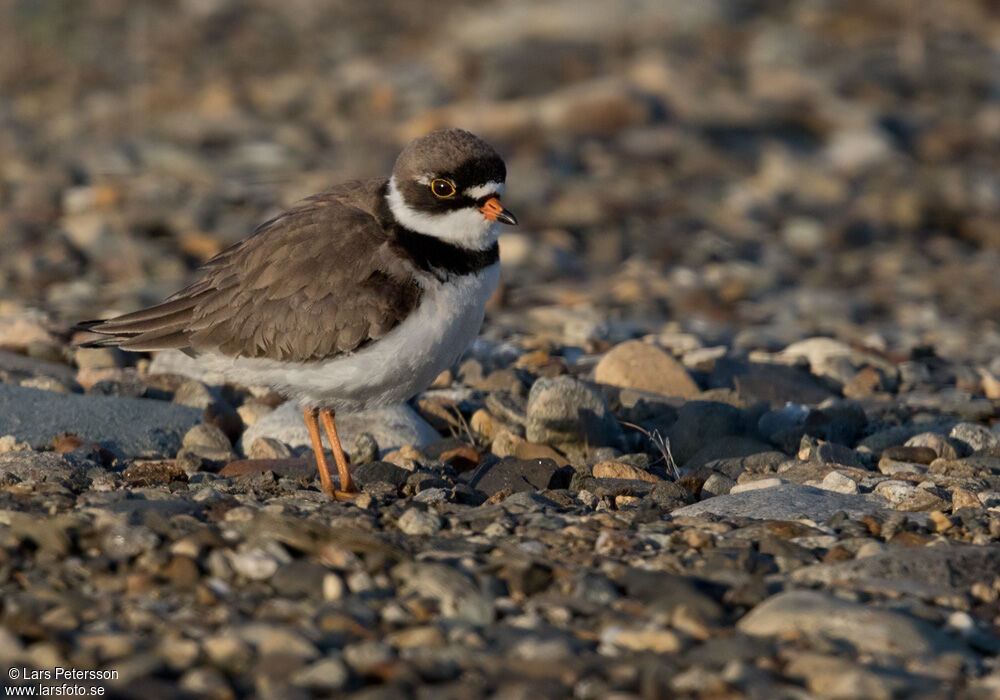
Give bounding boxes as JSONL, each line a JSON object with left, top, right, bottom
{"left": 79, "top": 129, "right": 517, "bottom": 499}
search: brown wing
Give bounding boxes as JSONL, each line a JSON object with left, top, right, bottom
{"left": 79, "top": 194, "right": 421, "bottom": 362}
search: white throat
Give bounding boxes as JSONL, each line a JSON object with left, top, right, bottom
{"left": 386, "top": 176, "right": 498, "bottom": 250}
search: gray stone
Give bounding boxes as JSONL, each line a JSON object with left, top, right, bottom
{"left": 790, "top": 544, "right": 1000, "bottom": 598}
{"left": 859, "top": 424, "right": 953, "bottom": 455}
{"left": 730, "top": 362, "right": 835, "bottom": 405}
{"left": 101, "top": 524, "right": 159, "bottom": 560}
{"left": 905, "top": 432, "right": 959, "bottom": 460}
{"left": 240, "top": 401, "right": 440, "bottom": 455}
{"left": 738, "top": 590, "right": 963, "bottom": 656}
{"left": 271, "top": 560, "right": 329, "bottom": 598}
{"left": 467, "top": 457, "right": 570, "bottom": 496}
{"left": 350, "top": 433, "right": 379, "bottom": 465}
{"left": 667, "top": 401, "right": 749, "bottom": 465}
{"left": 0, "top": 384, "right": 201, "bottom": 458}
{"left": 757, "top": 403, "right": 810, "bottom": 443}
{"left": 248, "top": 437, "right": 293, "bottom": 460}
{"left": 525, "top": 375, "right": 624, "bottom": 450}
{"left": 352, "top": 461, "right": 410, "bottom": 489}
{"left": 672, "top": 484, "right": 913, "bottom": 522}
{"left": 228, "top": 549, "right": 281, "bottom": 581}
{"left": 702, "top": 472, "right": 735, "bottom": 497}
{"left": 396, "top": 507, "right": 443, "bottom": 535}
{"left": 392, "top": 561, "right": 495, "bottom": 625}
{"left": 92, "top": 497, "right": 204, "bottom": 526}
{"left": 180, "top": 423, "right": 237, "bottom": 463}
{"left": 682, "top": 436, "right": 775, "bottom": 473}
{"left": 0, "top": 451, "right": 93, "bottom": 490}
{"left": 783, "top": 651, "right": 928, "bottom": 698}
{"left": 235, "top": 624, "right": 319, "bottom": 660}
{"left": 291, "top": 657, "right": 350, "bottom": 692}
{"left": 622, "top": 568, "right": 724, "bottom": 620}
{"left": 950, "top": 422, "right": 1000, "bottom": 454}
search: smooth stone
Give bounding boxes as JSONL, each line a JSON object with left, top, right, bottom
{"left": 594, "top": 340, "right": 699, "bottom": 398}
{"left": 702, "top": 472, "right": 735, "bottom": 497}
{"left": 790, "top": 544, "right": 1000, "bottom": 599}
{"left": 719, "top": 361, "right": 835, "bottom": 405}
{"left": 466, "top": 457, "right": 571, "bottom": 497}
{"left": 592, "top": 461, "right": 660, "bottom": 482}
{"left": 183, "top": 423, "right": 233, "bottom": 452}
{"left": 859, "top": 424, "right": 953, "bottom": 454}
{"left": 819, "top": 471, "right": 858, "bottom": 494}
{"left": 291, "top": 657, "right": 349, "bottom": 692}
{"left": 622, "top": 568, "right": 724, "bottom": 620}
{"left": 905, "top": 433, "right": 959, "bottom": 460}
{"left": 525, "top": 375, "right": 624, "bottom": 450}
{"left": 396, "top": 507, "right": 443, "bottom": 535}
{"left": 94, "top": 498, "right": 204, "bottom": 526}
{"left": 248, "top": 437, "right": 294, "bottom": 460}
{"left": 352, "top": 461, "right": 410, "bottom": 489}
{"left": 730, "top": 477, "right": 785, "bottom": 493}
{"left": 738, "top": 590, "right": 962, "bottom": 656}
{"left": 391, "top": 561, "right": 495, "bottom": 624}
{"left": 667, "top": 401, "right": 749, "bottom": 466}
{"left": 240, "top": 401, "right": 440, "bottom": 455}
{"left": 784, "top": 651, "right": 925, "bottom": 698}
{"left": 672, "top": 484, "right": 911, "bottom": 522}
{"left": 0, "top": 384, "right": 201, "bottom": 458}
{"left": 950, "top": 422, "right": 1000, "bottom": 453}
{"left": 682, "top": 436, "right": 775, "bottom": 473}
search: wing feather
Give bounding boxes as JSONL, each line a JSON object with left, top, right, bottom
{"left": 78, "top": 187, "right": 421, "bottom": 363}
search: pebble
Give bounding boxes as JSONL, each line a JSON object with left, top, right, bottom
{"left": 819, "top": 470, "right": 859, "bottom": 494}
{"left": 248, "top": 437, "right": 293, "bottom": 460}
{"left": 396, "top": 507, "right": 443, "bottom": 535}
{"left": 674, "top": 484, "right": 905, "bottom": 522}
{"left": 950, "top": 422, "right": 1000, "bottom": 453}
{"left": 594, "top": 340, "right": 700, "bottom": 398}
{"left": 102, "top": 525, "right": 159, "bottom": 560}
{"left": 737, "top": 590, "right": 960, "bottom": 656}
{"left": 291, "top": 657, "right": 350, "bottom": 691}
{"left": 525, "top": 376, "right": 624, "bottom": 452}
{"left": 591, "top": 460, "right": 659, "bottom": 482}
{"left": 228, "top": 549, "right": 281, "bottom": 581}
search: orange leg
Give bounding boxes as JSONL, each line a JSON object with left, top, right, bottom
{"left": 303, "top": 407, "right": 336, "bottom": 498}
{"left": 319, "top": 408, "right": 358, "bottom": 497}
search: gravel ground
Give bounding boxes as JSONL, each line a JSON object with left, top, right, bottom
{"left": 3, "top": 1, "right": 1000, "bottom": 698}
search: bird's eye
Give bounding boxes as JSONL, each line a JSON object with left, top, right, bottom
{"left": 430, "top": 179, "right": 456, "bottom": 198}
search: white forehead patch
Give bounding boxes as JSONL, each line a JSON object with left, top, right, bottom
{"left": 464, "top": 181, "right": 504, "bottom": 199}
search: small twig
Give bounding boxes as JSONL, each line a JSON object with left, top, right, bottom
{"left": 445, "top": 402, "right": 477, "bottom": 446}
{"left": 620, "top": 420, "right": 680, "bottom": 480}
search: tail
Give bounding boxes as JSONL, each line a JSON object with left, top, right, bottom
{"left": 72, "top": 293, "right": 206, "bottom": 352}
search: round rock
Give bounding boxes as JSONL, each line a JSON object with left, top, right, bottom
{"left": 595, "top": 340, "right": 699, "bottom": 398}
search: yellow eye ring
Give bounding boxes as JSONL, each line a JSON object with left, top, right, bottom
{"left": 430, "top": 178, "right": 456, "bottom": 198}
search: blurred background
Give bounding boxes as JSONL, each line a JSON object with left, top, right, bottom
{"left": 2, "top": 0, "right": 1000, "bottom": 362}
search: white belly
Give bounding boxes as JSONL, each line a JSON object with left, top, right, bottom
{"left": 196, "top": 264, "right": 500, "bottom": 411}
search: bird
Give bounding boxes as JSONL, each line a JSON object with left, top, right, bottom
{"left": 78, "top": 129, "right": 517, "bottom": 500}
